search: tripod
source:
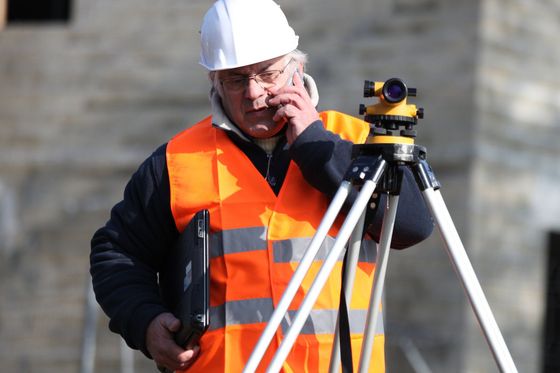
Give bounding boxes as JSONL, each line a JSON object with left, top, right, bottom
{"left": 243, "top": 79, "right": 518, "bottom": 373}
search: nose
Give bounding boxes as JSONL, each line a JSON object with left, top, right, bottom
{"left": 244, "top": 76, "right": 267, "bottom": 99}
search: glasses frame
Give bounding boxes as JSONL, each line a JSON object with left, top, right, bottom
{"left": 219, "top": 58, "right": 295, "bottom": 92}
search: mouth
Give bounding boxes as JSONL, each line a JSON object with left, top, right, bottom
{"left": 246, "top": 105, "right": 275, "bottom": 116}
{"left": 247, "top": 106, "right": 266, "bottom": 113}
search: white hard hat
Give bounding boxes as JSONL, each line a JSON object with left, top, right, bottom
{"left": 199, "top": 0, "right": 299, "bottom": 71}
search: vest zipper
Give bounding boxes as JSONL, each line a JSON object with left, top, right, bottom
{"left": 265, "top": 153, "right": 273, "bottom": 185}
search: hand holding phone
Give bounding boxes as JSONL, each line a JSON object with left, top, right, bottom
{"left": 267, "top": 66, "right": 320, "bottom": 144}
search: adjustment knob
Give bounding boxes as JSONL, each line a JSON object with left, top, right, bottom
{"left": 363, "top": 80, "right": 375, "bottom": 97}
{"left": 359, "top": 104, "right": 367, "bottom": 115}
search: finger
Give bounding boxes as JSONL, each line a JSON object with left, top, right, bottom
{"left": 174, "top": 345, "right": 201, "bottom": 370}
{"left": 155, "top": 338, "right": 181, "bottom": 357}
{"left": 157, "top": 343, "right": 192, "bottom": 371}
{"left": 273, "top": 104, "right": 299, "bottom": 122}
{"left": 178, "top": 345, "right": 200, "bottom": 363}
{"left": 163, "top": 315, "right": 181, "bottom": 333}
{"left": 292, "top": 69, "right": 304, "bottom": 87}
{"left": 272, "top": 104, "right": 288, "bottom": 122}
{"left": 267, "top": 93, "right": 304, "bottom": 109}
{"left": 152, "top": 324, "right": 184, "bottom": 359}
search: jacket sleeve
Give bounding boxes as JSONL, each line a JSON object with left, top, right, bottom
{"left": 289, "top": 121, "right": 433, "bottom": 249}
{"left": 90, "top": 144, "right": 179, "bottom": 357}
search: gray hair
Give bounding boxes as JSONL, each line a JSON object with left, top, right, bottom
{"left": 209, "top": 49, "right": 308, "bottom": 93}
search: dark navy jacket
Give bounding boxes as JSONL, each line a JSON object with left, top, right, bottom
{"left": 90, "top": 120, "right": 433, "bottom": 356}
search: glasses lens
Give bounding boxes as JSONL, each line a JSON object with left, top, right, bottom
{"left": 222, "top": 77, "right": 245, "bottom": 91}
{"left": 257, "top": 71, "right": 280, "bottom": 84}
{"left": 221, "top": 64, "right": 288, "bottom": 91}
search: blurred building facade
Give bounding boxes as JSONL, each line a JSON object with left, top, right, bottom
{"left": 0, "top": 0, "right": 559, "bottom": 372}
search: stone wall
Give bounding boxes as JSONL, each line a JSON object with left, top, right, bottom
{"left": 0, "top": 0, "right": 558, "bottom": 372}
{"left": 0, "top": 1, "right": 211, "bottom": 372}
{"left": 467, "top": 1, "right": 560, "bottom": 372}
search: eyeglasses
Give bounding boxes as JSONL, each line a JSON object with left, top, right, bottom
{"left": 220, "top": 59, "right": 295, "bottom": 92}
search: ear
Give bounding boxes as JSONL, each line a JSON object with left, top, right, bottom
{"left": 209, "top": 71, "right": 225, "bottom": 97}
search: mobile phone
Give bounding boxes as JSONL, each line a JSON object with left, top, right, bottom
{"left": 286, "top": 68, "right": 303, "bottom": 87}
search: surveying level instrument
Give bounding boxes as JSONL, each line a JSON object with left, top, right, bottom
{"left": 243, "top": 78, "right": 518, "bottom": 373}
{"left": 359, "top": 77, "right": 423, "bottom": 139}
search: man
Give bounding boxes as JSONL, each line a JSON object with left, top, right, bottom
{"left": 90, "top": 0, "right": 433, "bottom": 372}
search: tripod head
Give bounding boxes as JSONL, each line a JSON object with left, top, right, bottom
{"left": 359, "top": 78, "right": 424, "bottom": 144}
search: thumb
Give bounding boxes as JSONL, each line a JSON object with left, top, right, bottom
{"left": 161, "top": 313, "right": 182, "bottom": 333}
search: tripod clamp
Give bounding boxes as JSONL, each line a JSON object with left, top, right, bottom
{"left": 347, "top": 141, "right": 441, "bottom": 196}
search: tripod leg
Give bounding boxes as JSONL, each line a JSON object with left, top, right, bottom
{"left": 267, "top": 178, "right": 381, "bottom": 373}
{"left": 243, "top": 181, "right": 354, "bottom": 373}
{"left": 329, "top": 208, "right": 367, "bottom": 373}
{"left": 422, "top": 187, "right": 518, "bottom": 373}
{"left": 358, "top": 194, "right": 400, "bottom": 373}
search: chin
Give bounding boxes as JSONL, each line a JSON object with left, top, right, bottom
{"left": 247, "top": 122, "right": 286, "bottom": 139}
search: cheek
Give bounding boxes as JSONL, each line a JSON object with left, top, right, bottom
{"left": 221, "top": 94, "right": 241, "bottom": 117}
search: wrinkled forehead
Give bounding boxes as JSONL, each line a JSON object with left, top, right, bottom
{"left": 218, "top": 55, "right": 288, "bottom": 78}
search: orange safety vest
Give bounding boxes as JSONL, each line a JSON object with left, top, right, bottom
{"left": 166, "top": 110, "right": 385, "bottom": 373}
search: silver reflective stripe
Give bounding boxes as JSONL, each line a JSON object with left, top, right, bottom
{"left": 282, "top": 308, "right": 384, "bottom": 336}
{"left": 209, "top": 228, "right": 377, "bottom": 263}
{"left": 272, "top": 237, "right": 336, "bottom": 263}
{"left": 209, "top": 227, "right": 267, "bottom": 258}
{"left": 273, "top": 238, "right": 377, "bottom": 263}
{"left": 209, "top": 298, "right": 384, "bottom": 336}
{"left": 209, "top": 298, "right": 274, "bottom": 331}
